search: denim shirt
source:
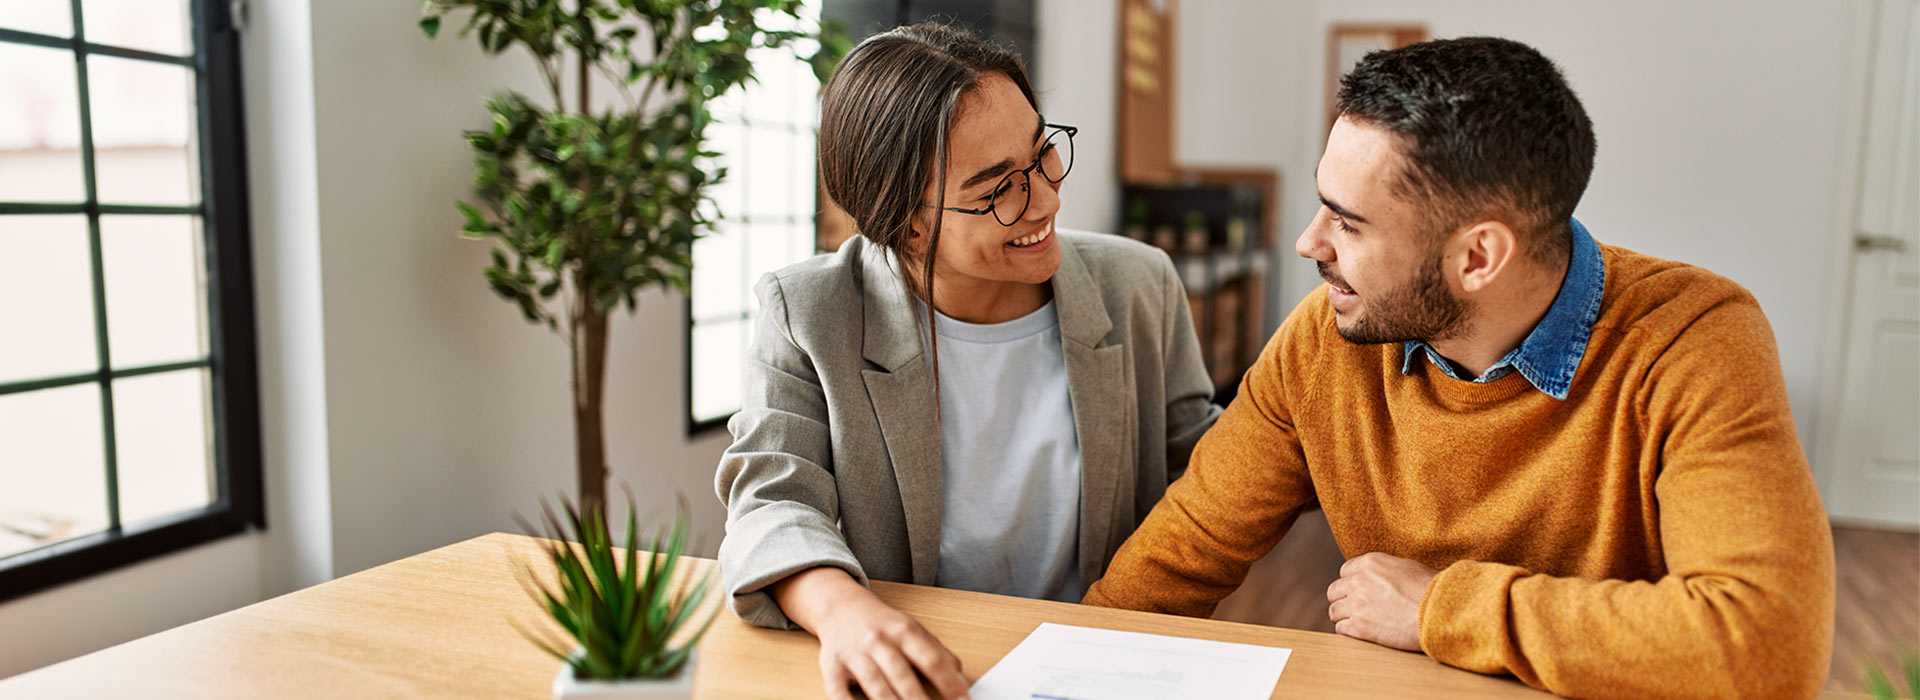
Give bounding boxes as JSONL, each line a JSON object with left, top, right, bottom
{"left": 1401, "top": 218, "right": 1606, "bottom": 400}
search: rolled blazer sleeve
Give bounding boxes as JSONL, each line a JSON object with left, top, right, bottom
{"left": 714, "top": 274, "right": 868, "bottom": 630}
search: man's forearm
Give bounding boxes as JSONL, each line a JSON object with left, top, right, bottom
{"left": 1420, "top": 561, "right": 1832, "bottom": 700}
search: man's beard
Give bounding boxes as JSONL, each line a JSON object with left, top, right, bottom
{"left": 1321, "top": 253, "right": 1472, "bottom": 345}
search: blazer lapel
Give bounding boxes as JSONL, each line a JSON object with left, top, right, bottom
{"left": 1052, "top": 238, "right": 1131, "bottom": 589}
{"left": 858, "top": 242, "right": 944, "bottom": 586}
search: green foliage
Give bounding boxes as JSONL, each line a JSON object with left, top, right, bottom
{"left": 809, "top": 18, "right": 854, "bottom": 85}
{"left": 460, "top": 92, "right": 709, "bottom": 324}
{"left": 419, "top": 0, "right": 848, "bottom": 326}
{"left": 517, "top": 492, "right": 715, "bottom": 681}
{"left": 1866, "top": 648, "right": 1920, "bottom": 700}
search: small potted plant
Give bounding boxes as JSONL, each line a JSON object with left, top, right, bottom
{"left": 516, "top": 491, "right": 715, "bottom": 699}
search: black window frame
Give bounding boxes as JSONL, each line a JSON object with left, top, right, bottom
{"left": 0, "top": 0, "right": 263, "bottom": 604}
{"left": 683, "top": 93, "right": 822, "bottom": 437}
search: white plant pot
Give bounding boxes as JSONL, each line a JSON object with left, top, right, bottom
{"left": 551, "top": 652, "right": 697, "bottom": 700}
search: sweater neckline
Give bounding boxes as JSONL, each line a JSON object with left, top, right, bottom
{"left": 1409, "top": 360, "right": 1537, "bottom": 406}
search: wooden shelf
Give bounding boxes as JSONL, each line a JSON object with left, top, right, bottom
{"left": 1119, "top": 170, "right": 1279, "bottom": 401}
{"left": 1173, "top": 250, "right": 1270, "bottom": 295}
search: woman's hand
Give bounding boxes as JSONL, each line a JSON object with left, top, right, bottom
{"left": 770, "top": 567, "right": 972, "bottom": 700}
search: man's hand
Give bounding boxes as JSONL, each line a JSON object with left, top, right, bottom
{"left": 1326, "top": 552, "right": 1440, "bottom": 652}
{"left": 770, "top": 567, "right": 971, "bottom": 700}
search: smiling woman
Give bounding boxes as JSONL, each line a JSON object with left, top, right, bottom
{"left": 712, "top": 21, "right": 1223, "bottom": 700}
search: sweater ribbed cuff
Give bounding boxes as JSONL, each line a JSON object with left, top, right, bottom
{"left": 1419, "top": 560, "right": 1529, "bottom": 675}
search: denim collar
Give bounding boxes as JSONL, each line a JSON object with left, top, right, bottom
{"left": 1400, "top": 218, "right": 1606, "bottom": 400}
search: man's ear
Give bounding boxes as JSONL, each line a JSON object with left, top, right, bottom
{"left": 1452, "top": 219, "right": 1518, "bottom": 294}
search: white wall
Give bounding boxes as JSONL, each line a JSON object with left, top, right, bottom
{"left": 0, "top": 534, "right": 264, "bottom": 679}
{"left": 1034, "top": 0, "right": 1120, "bottom": 235}
{"left": 303, "top": 0, "right": 734, "bottom": 578}
{"left": 1043, "top": 0, "right": 1855, "bottom": 456}
{"left": 247, "top": 0, "right": 334, "bottom": 600}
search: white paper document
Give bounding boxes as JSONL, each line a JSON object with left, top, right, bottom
{"left": 967, "top": 623, "right": 1291, "bottom": 700}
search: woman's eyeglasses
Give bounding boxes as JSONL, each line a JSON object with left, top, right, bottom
{"left": 924, "top": 123, "right": 1077, "bottom": 227}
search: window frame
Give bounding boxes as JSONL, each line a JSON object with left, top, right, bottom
{"left": 0, "top": 0, "right": 264, "bottom": 604}
{"left": 684, "top": 75, "right": 822, "bottom": 437}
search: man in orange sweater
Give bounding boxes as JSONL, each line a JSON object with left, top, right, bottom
{"left": 1082, "top": 37, "right": 1834, "bottom": 699}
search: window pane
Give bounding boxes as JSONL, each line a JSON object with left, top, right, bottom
{"left": 0, "top": 216, "right": 98, "bottom": 384}
{"left": 691, "top": 319, "right": 746, "bottom": 423}
{"left": 112, "top": 369, "right": 212, "bottom": 527}
{"left": 692, "top": 220, "right": 744, "bottom": 321}
{"left": 0, "top": 384, "right": 109, "bottom": 560}
{"left": 755, "top": 42, "right": 820, "bottom": 126}
{"left": 84, "top": 0, "right": 191, "bottom": 57}
{"left": 690, "top": 1, "right": 822, "bottom": 426}
{"left": 0, "top": 43, "right": 85, "bottom": 203}
{"left": 708, "top": 84, "right": 743, "bottom": 123}
{"left": 745, "top": 222, "right": 807, "bottom": 312}
{"left": 743, "top": 125, "right": 792, "bottom": 218}
{"left": 789, "top": 64, "right": 820, "bottom": 127}
{"left": 0, "top": 4, "right": 73, "bottom": 38}
{"left": 103, "top": 215, "right": 207, "bottom": 369}
{"left": 743, "top": 47, "right": 796, "bottom": 125}
{"left": 792, "top": 129, "right": 817, "bottom": 223}
{"left": 88, "top": 55, "right": 198, "bottom": 206}
{"left": 704, "top": 121, "right": 744, "bottom": 221}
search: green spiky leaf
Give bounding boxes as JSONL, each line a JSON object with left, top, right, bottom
{"left": 515, "top": 491, "right": 715, "bottom": 681}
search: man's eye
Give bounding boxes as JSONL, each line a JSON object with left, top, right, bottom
{"left": 988, "top": 182, "right": 1014, "bottom": 201}
{"left": 1333, "top": 216, "right": 1357, "bottom": 234}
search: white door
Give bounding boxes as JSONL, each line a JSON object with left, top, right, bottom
{"left": 1824, "top": 0, "right": 1920, "bottom": 527}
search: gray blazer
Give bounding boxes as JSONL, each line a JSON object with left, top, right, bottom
{"left": 714, "top": 230, "right": 1221, "bottom": 629}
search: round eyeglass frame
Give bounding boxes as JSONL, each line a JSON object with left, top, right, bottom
{"left": 922, "top": 123, "right": 1078, "bottom": 227}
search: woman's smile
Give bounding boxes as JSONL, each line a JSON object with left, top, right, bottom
{"left": 1007, "top": 221, "right": 1055, "bottom": 250}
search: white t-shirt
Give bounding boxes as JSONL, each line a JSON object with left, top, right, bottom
{"left": 924, "top": 300, "right": 1084, "bottom": 603}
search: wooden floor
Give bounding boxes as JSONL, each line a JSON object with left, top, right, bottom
{"left": 1211, "top": 510, "right": 1920, "bottom": 694}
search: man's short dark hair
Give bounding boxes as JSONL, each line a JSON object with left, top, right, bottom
{"left": 1337, "top": 36, "right": 1595, "bottom": 267}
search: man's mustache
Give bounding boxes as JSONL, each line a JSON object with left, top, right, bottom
{"left": 1317, "top": 262, "right": 1350, "bottom": 291}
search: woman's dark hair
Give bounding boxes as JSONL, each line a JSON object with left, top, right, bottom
{"left": 817, "top": 21, "right": 1037, "bottom": 311}
{"left": 1337, "top": 36, "right": 1595, "bottom": 267}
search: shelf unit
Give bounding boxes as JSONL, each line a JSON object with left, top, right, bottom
{"left": 1119, "top": 169, "right": 1279, "bottom": 402}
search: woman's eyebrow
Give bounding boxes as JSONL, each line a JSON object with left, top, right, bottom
{"left": 958, "top": 116, "right": 1048, "bottom": 191}
{"left": 960, "top": 160, "right": 1013, "bottom": 191}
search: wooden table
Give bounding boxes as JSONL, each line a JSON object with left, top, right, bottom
{"left": 0, "top": 533, "right": 1559, "bottom": 698}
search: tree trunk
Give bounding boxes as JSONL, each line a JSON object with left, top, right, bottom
{"left": 573, "top": 306, "right": 610, "bottom": 511}
{"left": 567, "top": 32, "right": 605, "bottom": 510}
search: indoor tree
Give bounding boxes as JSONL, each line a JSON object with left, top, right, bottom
{"left": 420, "top": 0, "right": 845, "bottom": 508}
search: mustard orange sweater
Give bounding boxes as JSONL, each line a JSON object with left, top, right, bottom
{"left": 1083, "top": 245, "right": 1834, "bottom": 699}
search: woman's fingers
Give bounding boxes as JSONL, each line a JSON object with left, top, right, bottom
{"left": 806, "top": 589, "right": 969, "bottom": 700}
{"left": 844, "top": 651, "right": 904, "bottom": 700}
{"left": 900, "top": 630, "right": 970, "bottom": 700}
{"left": 819, "top": 654, "right": 860, "bottom": 700}
{"left": 871, "top": 644, "right": 935, "bottom": 700}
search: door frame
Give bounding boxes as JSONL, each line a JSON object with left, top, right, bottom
{"left": 1814, "top": 0, "right": 1914, "bottom": 526}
